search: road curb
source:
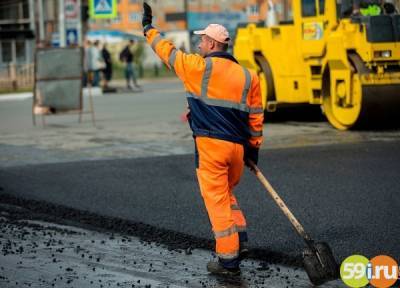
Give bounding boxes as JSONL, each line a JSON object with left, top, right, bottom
{"left": 0, "top": 92, "right": 33, "bottom": 102}
{"left": 0, "top": 88, "right": 104, "bottom": 102}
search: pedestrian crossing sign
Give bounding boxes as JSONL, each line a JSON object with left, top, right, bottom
{"left": 89, "top": 0, "right": 117, "bottom": 19}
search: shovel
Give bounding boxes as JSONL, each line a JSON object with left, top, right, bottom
{"left": 249, "top": 162, "right": 339, "bottom": 285}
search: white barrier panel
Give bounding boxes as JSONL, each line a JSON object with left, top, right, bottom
{"left": 34, "top": 47, "right": 83, "bottom": 113}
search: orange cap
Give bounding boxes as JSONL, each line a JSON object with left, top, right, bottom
{"left": 194, "top": 24, "right": 230, "bottom": 44}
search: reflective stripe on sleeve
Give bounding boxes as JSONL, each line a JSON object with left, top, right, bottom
{"left": 151, "top": 35, "right": 163, "bottom": 51}
{"left": 168, "top": 48, "right": 177, "bottom": 68}
{"left": 241, "top": 68, "right": 251, "bottom": 104}
{"left": 201, "top": 57, "right": 213, "bottom": 98}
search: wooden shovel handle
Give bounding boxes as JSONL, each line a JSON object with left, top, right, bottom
{"left": 249, "top": 161, "right": 312, "bottom": 242}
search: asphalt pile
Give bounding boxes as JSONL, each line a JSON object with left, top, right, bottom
{"left": 0, "top": 193, "right": 302, "bottom": 267}
{"left": 0, "top": 194, "right": 321, "bottom": 288}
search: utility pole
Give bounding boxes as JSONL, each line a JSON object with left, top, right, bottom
{"left": 184, "top": 0, "right": 188, "bottom": 30}
{"left": 28, "top": 0, "right": 36, "bottom": 35}
{"left": 59, "top": 0, "right": 66, "bottom": 47}
{"left": 184, "top": 0, "right": 191, "bottom": 52}
{"left": 77, "top": 0, "right": 83, "bottom": 46}
{"left": 38, "top": 0, "right": 45, "bottom": 42}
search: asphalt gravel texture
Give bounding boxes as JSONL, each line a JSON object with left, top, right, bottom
{"left": 1, "top": 140, "right": 399, "bottom": 268}
{"left": 0, "top": 202, "right": 339, "bottom": 288}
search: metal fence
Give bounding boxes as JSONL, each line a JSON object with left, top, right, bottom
{"left": 0, "top": 63, "right": 34, "bottom": 91}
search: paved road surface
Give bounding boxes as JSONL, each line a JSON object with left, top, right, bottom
{"left": 1, "top": 140, "right": 399, "bottom": 264}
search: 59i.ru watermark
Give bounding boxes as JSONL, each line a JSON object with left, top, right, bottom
{"left": 340, "top": 254, "right": 399, "bottom": 288}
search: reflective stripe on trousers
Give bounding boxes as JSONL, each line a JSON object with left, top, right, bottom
{"left": 195, "top": 136, "right": 247, "bottom": 260}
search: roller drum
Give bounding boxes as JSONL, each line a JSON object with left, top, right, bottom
{"left": 355, "top": 85, "right": 400, "bottom": 129}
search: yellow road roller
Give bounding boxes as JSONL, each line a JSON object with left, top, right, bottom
{"left": 234, "top": 0, "right": 400, "bottom": 129}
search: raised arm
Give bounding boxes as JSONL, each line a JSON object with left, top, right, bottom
{"left": 142, "top": 3, "right": 205, "bottom": 84}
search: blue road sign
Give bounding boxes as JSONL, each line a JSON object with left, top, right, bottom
{"left": 51, "top": 32, "right": 60, "bottom": 47}
{"left": 90, "top": 0, "right": 117, "bottom": 19}
{"left": 66, "top": 29, "right": 78, "bottom": 46}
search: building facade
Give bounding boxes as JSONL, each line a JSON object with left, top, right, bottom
{"left": 87, "top": 0, "right": 294, "bottom": 53}
{"left": 88, "top": 0, "right": 294, "bottom": 35}
{"left": 0, "top": 0, "right": 35, "bottom": 66}
{"left": 89, "top": 0, "right": 186, "bottom": 34}
{"left": 0, "top": 0, "right": 91, "bottom": 66}
{"left": 2, "top": 0, "right": 399, "bottom": 65}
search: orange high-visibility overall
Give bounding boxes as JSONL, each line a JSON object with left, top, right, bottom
{"left": 145, "top": 27, "right": 263, "bottom": 266}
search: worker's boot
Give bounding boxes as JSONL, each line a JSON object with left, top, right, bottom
{"left": 238, "top": 232, "right": 249, "bottom": 260}
{"left": 239, "top": 242, "right": 249, "bottom": 260}
{"left": 207, "top": 258, "right": 240, "bottom": 277}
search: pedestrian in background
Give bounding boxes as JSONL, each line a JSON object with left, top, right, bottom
{"left": 88, "top": 40, "right": 105, "bottom": 87}
{"left": 119, "top": 39, "right": 141, "bottom": 90}
{"left": 142, "top": 3, "right": 263, "bottom": 277}
{"left": 101, "top": 43, "right": 113, "bottom": 90}
{"left": 83, "top": 40, "right": 91, "bottom": 87}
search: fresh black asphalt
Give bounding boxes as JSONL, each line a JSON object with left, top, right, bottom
{"left": 0, "top": 140, "right": 399, "bottom": 265}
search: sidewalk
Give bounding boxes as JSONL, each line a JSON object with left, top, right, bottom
{"left": 0, "top": 92, "right": 33, "bottom": 101}
{"left": 0, "top": 77, "right": 178, "bottom": 102}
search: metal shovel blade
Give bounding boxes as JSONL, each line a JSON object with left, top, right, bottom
{"left": 302, "top": 242, "right": 340, "bottom": 286}
{"left": 250, "top": 163, "right": 339, "bottom": 285}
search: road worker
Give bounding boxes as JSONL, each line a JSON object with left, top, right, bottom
{"left": 142, "top": 2, "right": 263, "bottom": 276}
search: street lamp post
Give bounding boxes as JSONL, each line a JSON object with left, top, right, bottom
{"left": 184, "top": 0, "right": 188, "bottom": 30}
{"left": 28, "top": 0, "right": 36, "bottom": 35}
{"left": 59, "top": 0, "right": 66, "bottom": 47}
{"left": 38, "top": 0, "right": 45, "bottom": 42}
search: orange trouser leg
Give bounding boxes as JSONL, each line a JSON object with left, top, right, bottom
{"left": 195, "top": 137, "right": 244, "bottom": 260}
{"left": 228, "top": 156, "right": 247, "bottom": 235}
